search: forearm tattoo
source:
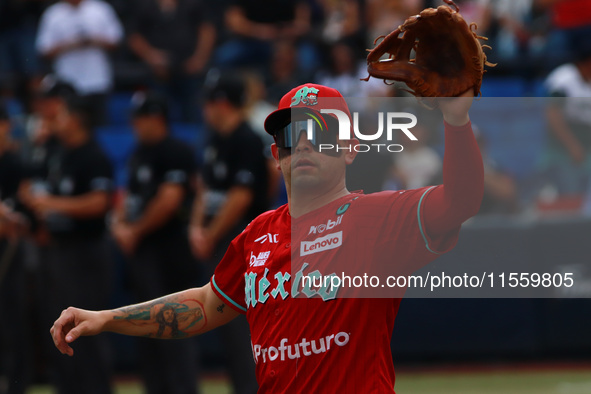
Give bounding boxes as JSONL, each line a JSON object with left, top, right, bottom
{"left": 114, "top": 296, "right": 207, "bottom": 339}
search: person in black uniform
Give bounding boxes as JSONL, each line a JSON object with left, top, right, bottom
{"left": 111, "top": 92, "right": 200, "bottom": 394}
{"left": 21, "top": 98, "right": 115, "bottom": 394}
{"left": 16, "top": 76, "right": 78, "bottom": 390}
{"left": 23, "top": 76, "right": 77, "bottom": 202}
{"left": 0, "top": 104, "right": 32, "bottom": 394}
{"left": 190, "top": 72, "right": 268, "bottom": 394}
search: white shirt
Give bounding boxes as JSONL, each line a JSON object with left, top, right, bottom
{"left": 36, "top": 0, "right": 123, "bottom": 95}
{"left": 545, "top": 63, "right": 591, "bottom": 125}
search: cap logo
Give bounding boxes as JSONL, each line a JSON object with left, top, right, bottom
{"left": 291, "top": 87, "right": 319, "bottom": 107}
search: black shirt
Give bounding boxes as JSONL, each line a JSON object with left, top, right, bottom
{"left": 27, "top": 135, "right": 62, "bottom": 182}
{"left": 0, "top": 150, "right": 26, "bottom": 211}
{"left": 0, "top": 0, "right": 46, "bottom": 31}
{"left": 129, "top": 0, "right": 209, "bottom": 67}
{"left": 126, "top": 136, "right": 196, "bottom": 239}
{"left": 46, "top": 140, "right": 113, "bottom": 237}
{"left": 202, "top": 122, "right": 269, "bottom": 223}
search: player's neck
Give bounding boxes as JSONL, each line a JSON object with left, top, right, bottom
{"left": 287, "top": 184, "right": 350, "bottom": 218}
{"left": 214, "top": 111, "right": 243, "bottom": 137}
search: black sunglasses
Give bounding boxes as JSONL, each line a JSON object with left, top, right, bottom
{"left": 273, "top": 115, "right": 340, "bottom": 154}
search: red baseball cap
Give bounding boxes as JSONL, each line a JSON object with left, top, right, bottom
{"left": 264, "top": 83, "right": 352, "bottom": 136}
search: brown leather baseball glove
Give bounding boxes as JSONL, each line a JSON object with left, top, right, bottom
{"left": 363, "top": 0, "right": 495, "bottom": 97}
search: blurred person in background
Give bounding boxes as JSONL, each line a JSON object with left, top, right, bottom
{"left": 366, "top": 0, "right": 423, "bottom": 50}
{"left": 485, "top": 0, "right": 540, "bottom": 60}
{"left": 13, "top": 76, "right": 77, "bottom": 389}
{"left": 537, "top": 0, "right": 591, "bottom": 62}
{"left": 35, "top": 0, "right": 123, "bottom": 127}
{"left": 0, "top": 0, "right": 47, "bottom": 112}
{"left": 265, "top": 40, "right": 309, "bottom": 105}
{"left": 111, "top": 92, "right": 200, "bottom": 394}
{"left": 473, "top": 125, "right": 519, "bottom": 214}
{"left": 23, "top": 76, "right": 76, "bottom": 197}
{"left": 543, "top": 43, "right": 591, "bottom": 198}
{"left": 316, "top": 40, "right": 391, "bottom": 98}
{"left": 314, "top": 0, "right": 364, "bottom": 54}
{"left": 0, "top": 105, "right": 32, "bottom": 394}
{"left": 190, "top": 72, "right": 269, "bottom": 394}
{"left": 215, "top": 0, "right": 315, "bottom": 72}
{"left": 243, "top": 73, "right": 286, "bottom": 207}
{"left": 20, "top": 99, "right": 115, "bottom": 394}
{"left": 127, "top": 0, "right": 216, "bottom": 123}
{"left": 384, "top": 122, "right": 442, "bottom": 191}
{"left": 243, "top": 73, "right": 277, "bottom": 142}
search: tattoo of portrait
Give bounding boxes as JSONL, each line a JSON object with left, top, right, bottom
{"left": 114, "top": 297, "right": 207, "bottom": 339}
{"left": 217, "top": 304, "right": 225, "bottom": 313}
{"left": 155, "top": 304, "right": 181, "bottom": 338}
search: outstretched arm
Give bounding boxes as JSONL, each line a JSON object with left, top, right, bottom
{"left": 422, "top": 91, "right": 485, "bottom": 236}
{"left": 50, "top": 283, "right": 239, "bottom": 356}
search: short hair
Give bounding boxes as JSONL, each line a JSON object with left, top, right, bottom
{"left": 130, "top": 91, "right": 170, "bottom": 122}
{"left": 203, "top": 69, "right": 247, "bottom": 108}
{"left": 39, "top": 75, "right": 77, "bottom": 100}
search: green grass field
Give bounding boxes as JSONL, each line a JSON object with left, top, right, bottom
{"left": 25, "top": 369, "right": 591, "bottom": 394}
{"left": 395, "top": 370, "right": 591, "bottom": 394}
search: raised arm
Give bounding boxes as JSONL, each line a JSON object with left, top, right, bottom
{"left": 50, "top": 283, "right": 239, "bottom": 356}
{"left": 421, "top": 90, "right": 485, "bottom": 236}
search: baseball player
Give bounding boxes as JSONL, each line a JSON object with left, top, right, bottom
{"left": 50, "top": 83, "right": 483, "bottom": 393}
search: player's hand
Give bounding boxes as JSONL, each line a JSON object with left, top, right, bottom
{"left": 189, "top": 225, "right": 214, "bottom": 260}
{"left": 26, "top": 195, "right": 55, "bottom": 218}
{"left": 111, "top": 222, "right": 139, "bottom": 256}
{"left": 438, "top": 89, "right": 474, "bottom": 126}
{"left": 0, "top": 211, "right": 29, "bottom": 240}
{"left": 50, "top": 307, "right": 108, "bottom": 356}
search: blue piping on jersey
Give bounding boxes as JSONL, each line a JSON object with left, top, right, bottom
{"left": 417, "top": 186, "right": 441, "bottom": 255}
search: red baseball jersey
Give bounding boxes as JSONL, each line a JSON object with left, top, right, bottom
{"left": 211, "top": 187, "right": 460, "bottom": 393}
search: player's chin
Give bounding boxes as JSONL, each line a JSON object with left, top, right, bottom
{"left": 291, "top": 174, "right": 323, "bottom": 190}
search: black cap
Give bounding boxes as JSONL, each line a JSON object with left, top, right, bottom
{"left": 130, "top": 91, "right": 169, "bottom": 120}
{"left": 204, "top": 69, "right": 246, "bottom": 108}
{"left": 39, "top": 75, "right": 76, "bottom": 99}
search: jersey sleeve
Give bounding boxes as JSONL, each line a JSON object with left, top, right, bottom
{"left": 210, "top": 229, "right": 248, "bottom": 314}
{"left": 380, "top": 186, "right": 460, "bottom": 272}
{"left": 413, "top": 185, "right": 460, "bottom": 255}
